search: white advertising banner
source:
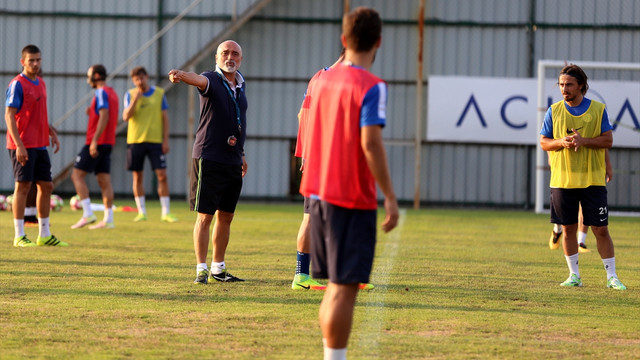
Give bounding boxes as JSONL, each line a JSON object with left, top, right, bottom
{"left": 427, "top": 76, "right": 640, "bottom": 148}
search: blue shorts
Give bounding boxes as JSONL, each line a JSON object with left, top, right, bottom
{"left": 309, "top": 199, "right": 377, "bottom": 284}
{"left": 127, "top": 143, "right": 167, "bottom": 171}
{"left": 190, "top": 158, "right": 243, "bottom": 215}
{"left": 74, "top": 144, "right": 112, "bottom": 174}
{"left": 8, "top": 148, "right": 52, "bottom": 182}
{"left": 550, "top": 186, "right": 609, "bottom": 227}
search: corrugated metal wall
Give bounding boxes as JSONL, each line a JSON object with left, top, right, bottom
{"left": 1, "top": 0, "right": 639, "bottom": 210}
{"left": 0, "top": 0, "right": 262, "bottom": 199}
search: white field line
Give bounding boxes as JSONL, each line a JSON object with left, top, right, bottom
{"left": 355, "top": 209, "right": 406, "bottom": 355}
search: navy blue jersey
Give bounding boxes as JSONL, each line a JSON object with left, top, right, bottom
{"left": 192, "top": 69, "right": 247, "bottom": 164}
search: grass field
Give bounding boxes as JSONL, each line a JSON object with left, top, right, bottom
{"left": 1, "top": 200, "right": 639, "bottom": 359}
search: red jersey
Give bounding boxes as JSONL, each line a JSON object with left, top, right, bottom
{"left": 86, "top": 86, "right": 119, "bottom": 145}
{"left": 300, "top": 64, "right": 387, "bottom": 210}
{"left": 5, "top": 74, "right": 49, "bottom": 149}
{"left": 295, "top": 69, "right": 324, "bottom": 159}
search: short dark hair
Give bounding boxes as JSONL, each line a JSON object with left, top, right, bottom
{"left": 130, "top": 66, "right": 148, "bottom": 77}
{"left": 559, "top": 64, "right": 589, "bottom": 95}
{"left": 21, "top": 44, "right": 41, "bottom": 59}
{"left": 342, "top": 7, "right": 382, "bottom": 53}
{"left": 89, "top": 64, "right": 107, "bottom": 81}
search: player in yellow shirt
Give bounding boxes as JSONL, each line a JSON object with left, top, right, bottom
{"left": 122, "top": 66, "right": 177, "bottom": 223}
{"left": 540, "top": 64, "right": 625, "bottom": 290}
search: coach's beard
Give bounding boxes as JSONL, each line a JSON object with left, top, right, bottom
{"left": 221, "top": 62, "right": 238, "bottom": 74}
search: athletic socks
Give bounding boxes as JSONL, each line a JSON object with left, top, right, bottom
{"left": 196, "top": 263, "right": 208, "bottom": 274}
{"left": 104, "top": 208, "right": 114, "bottom": 224}
{"left": 160, "top": 196, "right": 170, "bottom": 217}
{"left": 296, "top": 251, "right": 311, "bottom": 275}
{"left": 135, "top": 196, "right": 146, "bottom": 216}
{"left": 211, "top": 261, "right": 225, "bottom": 274}
{"left": 577, "top": 231, "right": 587, "bottom": 245}
{"left": 24, "top": 206, "right": 37, "bottom": 217}
{"left": 323, "top": 345, "right": 347, "bottom": 360}
{"left": 602, "top": 257, "right": 617, "bottom": 280}
{"left": 81, "top": 198, "right": 93, "bottom": 218}
{"left": 553, "top": 224, "right": 562, "bottom": 234}
{"left": 565, "top": 255, "right": 618, "bottom": 282}
{"left": 14, "top": 219, "right": 25, "bottom": 238}
{"left": 38, "top": 217, "right": 51, "bottom": 238}
{"left": 564, "top": 253, "right": 580, "bottom": 278}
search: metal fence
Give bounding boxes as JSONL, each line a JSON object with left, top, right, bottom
{"left": 1, "top": 0, "right": 638, "bottom": 210}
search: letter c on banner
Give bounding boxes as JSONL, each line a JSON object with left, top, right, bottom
{"left": 501, "top": 95, "right": 527, "bottom": 129}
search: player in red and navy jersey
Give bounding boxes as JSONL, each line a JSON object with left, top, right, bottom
{"left": 292, "top": 49, "right": 376, "bottom": 291}
{"left": 70, "top": 64, "right": 119, "bottom": 230}
{"left": 5, "top": 44, "right": 65, "bottom": 247}
{"left": 291, "top": 50, "right": 343, "bottom": 292}
{"left": 299, "top": 7, "right": 399, "bottom": 360}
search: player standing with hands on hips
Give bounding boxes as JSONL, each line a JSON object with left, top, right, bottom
{"left": 168, "top": 40, "right": 248, "bottom": 284}
{"left": 299, "top": 7, "right": 399, "bottom": 359}
{"left": 540, "top": 64, "right": 626, "bottom": 290}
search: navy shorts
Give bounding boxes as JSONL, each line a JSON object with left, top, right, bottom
{"left": 127, "top": 143, "right": 167, "bottom": 171}
{"left": 550, "top": 186, "right": 609, "bottom": 227}
{"left": 309, "top": 199, "right": 377, "bottom": 284}
{"left": 190, "top": 158, "right": 242, "bottom": 215}
{"left": 8, "top": 148, "right": 52, "bottom": 182}
{"left": 303, "top": 196, "right": 311, "bottom": 214}
{"left": 74, "top": 144, "right": 112, "bottom": 174}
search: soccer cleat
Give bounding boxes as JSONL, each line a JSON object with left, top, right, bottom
{"left": 13, "top": 235, "right": 36, "bottom": 247}
{"left": 560, "top": 273, "right": 582, "bottom": 287}
{"left": 161, "top": 214, "right": 178, "bottom": 223}
{"left": 36, "top": 234, "right": 68, "bottom": 247}
{"left": 607, "top": 277, "right": 627, "bottom": 291}
{"left": 133, "top": 213, "right": 147, "bottom": 222}
{"left": 71, "top": 215, "right": 97, "bottom": 229}
{"left": 549, "top": 231, "right": 562, "bottom": 250}
{"left": 194, "top": 270, "right": 209, "bottom": 285}
{"left": 24, "top": 215, "right": 38, "bottom": 227}
{"left": 24, "top": 215, "right": 38, "bottom": 223}
{"left": 578, "top": 242, "right": 590, "bottom": 253}
{"left": 88, "top": 221, "right": 115, "bottom": 230}
{"left": 291, "top": 273, "right": 326, "bottom": 290}
{"left": 210, "top": 269, "right": 245, "bottom": 282}
{"left": 359, "top": 283, "right": 375, "bottom": 290}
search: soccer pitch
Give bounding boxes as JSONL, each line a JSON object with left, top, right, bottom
{"left": 1, "top": 201, "right": 638, "bottom": 359}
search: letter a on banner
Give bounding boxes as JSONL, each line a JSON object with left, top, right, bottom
{"left": 456, "top": 94, "right": 487, "bottom": 128}
{"left": 613, "top": 99, "right": 640, "bottom": 132}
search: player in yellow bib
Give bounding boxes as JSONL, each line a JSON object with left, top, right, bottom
{"left": 122, "top": 66, "right": 177, "bottom": 223}
{"left": 540, "top": 64, "right": 625, "bottom": 290}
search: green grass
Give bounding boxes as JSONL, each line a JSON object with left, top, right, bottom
{"left": 1, "top": 201, "right": 639, "bottom": 359}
